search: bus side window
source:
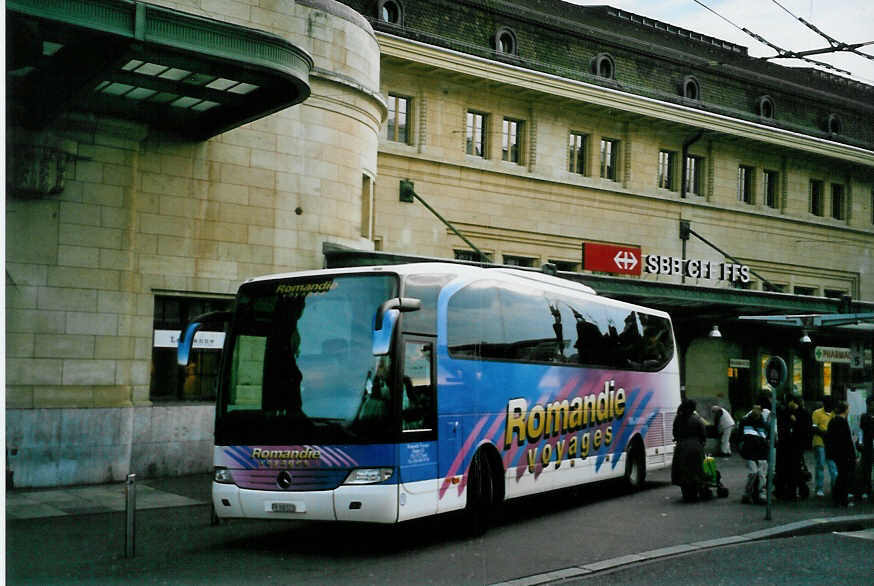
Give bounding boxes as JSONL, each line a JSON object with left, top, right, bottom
{"left": 447, "top": 281, "right": 501, "bottom": 359}
{"left": 403, "top": 341, "right": 434, "bottom": 432}
{"left": 496, "top": 285, "right": 561, "bottom": 363}
{"left": 402, "top": 273, "right": 455, "bottom": 336}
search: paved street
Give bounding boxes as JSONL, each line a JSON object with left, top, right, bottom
{"left": 561, "top": 531, "right": 874, "bottom": 585}
{"left": 6, "top": 454, "right": 874, "bottom": 585}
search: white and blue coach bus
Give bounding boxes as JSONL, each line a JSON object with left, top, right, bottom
{"left": 178, "top": 263, "right": 681, "bottom": 530}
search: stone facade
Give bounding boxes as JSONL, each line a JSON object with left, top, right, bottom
{"left": 5, "top": 0, "right": 873, "bottom": 487}
{"left": 6, "top": 0, "right": 384, "bottom": 486}
{"left": 356, "top": 0, "right": 873, "bottom": 413}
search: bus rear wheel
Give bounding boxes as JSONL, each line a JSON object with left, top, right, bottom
{"left": 466, "top": 450, "right": 497, "bottom": 536}
{"left": 624, "top": 442, "right": 646, "bottom": 491}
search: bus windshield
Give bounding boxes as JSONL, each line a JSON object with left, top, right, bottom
{"left": 216, "top": 273, "right": 398, "bottom": 445}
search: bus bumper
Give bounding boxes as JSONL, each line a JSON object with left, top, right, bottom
{"left": 212, "top": 482, "right": 400, "bottom": 523}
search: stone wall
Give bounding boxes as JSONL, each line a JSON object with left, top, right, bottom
{"left": 6, "top": 406, "right": 214, "bottom": 487}
{"left": 5, "top": 0, "right": 384, "bottom": 487}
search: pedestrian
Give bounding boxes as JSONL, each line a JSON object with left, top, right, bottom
{"left": 709, "top": 404, "right": 735, "bottom": 457}
{"left": 739, "top": 404, "right": 769, "bottom": 504}
{"left": 671, "top": 399, "right": 710, "bottom": 502}
{"left": 776, "top": 394, "right": 811, "bottom": 500}
{"left": 826, "top": 400, "right": 856, "bottom": 508}
{"left": 857, "top": 397, "right": 874, "bottom": 500}
{"left": 811, "top": 396, "right": 837, "bottom": 497}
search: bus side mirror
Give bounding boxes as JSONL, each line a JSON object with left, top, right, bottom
{"left": 177, "top": 311, "right": 232, "bottom": 366}
{"left": 372, "top": 298, "right": 421, "bottom": 356}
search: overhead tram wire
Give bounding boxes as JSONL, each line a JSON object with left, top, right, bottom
{"left": 689, "top": 0, "right": 853, "bottom": 75}
{"left": 766, "top": 0, "right": 874, "bottom": 62}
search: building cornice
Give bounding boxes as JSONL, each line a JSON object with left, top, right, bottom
{"left": 378, "top": 33, "right": 874, "bottom": 169}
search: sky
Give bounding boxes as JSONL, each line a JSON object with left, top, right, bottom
{"left": 564, "top": 0, "right": 874, "bottom": 85}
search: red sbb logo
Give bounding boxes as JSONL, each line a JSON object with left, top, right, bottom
{"left": 582, "top": 243, "right": 642, "bottom": 276}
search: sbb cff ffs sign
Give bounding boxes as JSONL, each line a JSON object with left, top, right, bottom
{"left": 582, "top": 243, "right": 642, "bottom": 276}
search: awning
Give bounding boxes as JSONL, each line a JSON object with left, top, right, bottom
{"left": 321, "top": 243, "right": 874, "bottom": 326}
{"left": 7, "top": 0, "right": 313, "bottom": 140}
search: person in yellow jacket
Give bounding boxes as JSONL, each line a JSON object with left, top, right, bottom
{"left": 811, "top": 396, "right": 837, "bottom": 497}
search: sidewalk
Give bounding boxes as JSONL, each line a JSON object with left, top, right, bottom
{"left": 5, "top": 473, "right": 211, "bottom": 520}
{"left": 5, "top": 454, "right": 873, "bottom": 530}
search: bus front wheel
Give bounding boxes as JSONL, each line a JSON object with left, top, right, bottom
{"left": 466, "top": 449, "right": 498, "bottom": 536}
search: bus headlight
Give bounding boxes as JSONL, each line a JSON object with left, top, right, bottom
{"left": 344, "top": 468, "right": 393, "bottom": 485}
{"left": 214, "top": 467, "right": 235, "bottom": 484}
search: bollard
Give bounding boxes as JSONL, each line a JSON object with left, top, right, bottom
{"left": 125, "top": 473, "right": 136, "bottom": 558}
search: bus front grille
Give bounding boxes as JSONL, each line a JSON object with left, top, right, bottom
{"left": 233, "top": 468, "right": 348, "bottom": 491}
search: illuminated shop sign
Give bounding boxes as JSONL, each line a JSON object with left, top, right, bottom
{"left": 814, "top": 346, "right": 851, "bottom": 364}
{"left": 582, "top": 243, "right": 750, "bottom": 283}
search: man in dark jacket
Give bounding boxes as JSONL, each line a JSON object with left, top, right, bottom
{"left": 827, "top": 401, "right": 856, "bottom": 507}
{"left": 778, "top": 395, "right": 812, "bottom": 500}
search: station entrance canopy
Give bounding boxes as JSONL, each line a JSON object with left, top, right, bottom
{"left": 322, "top": 243, "right": 874, "bottom": 329}
{"left": 7, "top": 0, "right": 313, "bottom": 140}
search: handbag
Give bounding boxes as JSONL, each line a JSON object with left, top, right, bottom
{"left": 801, "top": 461, "right": 812, "bottom": 482}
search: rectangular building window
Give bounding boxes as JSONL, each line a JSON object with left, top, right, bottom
{"left": 568, "top": 132, "right": 587, "bottom": 175}
{"left": 810, "top": 179, "right": 824, "bottom": 216}
{"left": 824, "top": 289, "right": 846, "bottom": 299}
{"left": 793, "top": 286, "right": 817, "bottom": 296}
{"left": 657, "top": 150, "right": 676, "bottom": 190}
{"left": 831, "top": 183, "right": 846, "bottom": 220}
{"left": 465, "top": 110, "right": 487, "bottom": 157}
{"left": 151, "top": 295, "right": 234, "bottom": 401}
{"left": 600, "top": 138, "right": 619, "bottom": 180}
{"left": 502, "top": 118, "right": 523, "bottom": 163}
{"left": 549, "top": 259, "right": 579, "bottom": 272}
{"left": 386, "top": 94, "right": 410, "bottom": 143}
{"left": 360, "top": 174, "right": 374, "bottom": 239}
{"left": 763, "top": 170, "right": 779, "bottom": 208}
{"left": 684, "top": 155, "right": 703, "bottom": 196}
{"left": 502, "top": 254, "right": 535, "bottom": 267}
{"left": 737, "top": 165, "right": 754, "bottom": 204}
{"left": 454, "top": 249, "right": 492, "bottom": 263}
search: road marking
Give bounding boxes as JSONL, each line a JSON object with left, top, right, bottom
{"left": 834, "top": 529, "right": 874, "bottom": 541}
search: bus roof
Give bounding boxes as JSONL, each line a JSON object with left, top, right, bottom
{"left": 241, "top": 262, "right": 671, "bottom": 319}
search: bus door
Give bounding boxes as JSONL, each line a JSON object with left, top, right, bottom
{"left": 397, "top": 337, "right": 439, "bottom": 520}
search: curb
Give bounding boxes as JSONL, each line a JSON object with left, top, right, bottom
{"left": 491, "top": 514, "right": 874, "bottom": 586}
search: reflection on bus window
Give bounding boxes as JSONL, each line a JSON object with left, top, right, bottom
{"left": 403, "top": 341, "right": 434, "bottom": 431}
{"left": 447, "top": 280, "right": 674, "bottom": 371}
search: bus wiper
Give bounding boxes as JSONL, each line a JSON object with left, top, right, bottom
{"left": 309, "top": 417, "right": 345, "bottom": 426}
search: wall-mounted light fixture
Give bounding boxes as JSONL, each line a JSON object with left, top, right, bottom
{"left": 398, "top": 179, "right": 487, "bottom": 262}
{"left": 709, "top": 325, "right": 722, "bottom": 338}
{"left": 799, "top": 331, "right": 812, "bottom": 344}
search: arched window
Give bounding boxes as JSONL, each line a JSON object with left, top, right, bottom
{"left": 757, "top": 95, "right": 775, "bottom": 119}
{"left": 681, "top": 75, "right": 700, "bottom": 100}
{"left": 827, "top": 113, "right": 842, "bottom": 135}
{"left": 495, "top": 27, "right": 517, "bottom": 56}
{"left": 592, "top": 53, "right": 615, "bottom": 79}
{"left": 377, "top": 0, "right": 402, "bottom": 25}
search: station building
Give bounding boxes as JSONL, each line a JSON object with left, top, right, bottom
{"left": 5, "top": 0, "right": 874, "bottom": 487}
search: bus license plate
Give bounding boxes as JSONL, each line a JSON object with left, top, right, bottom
{"left": 270, "top": 502, "right": 298, "bottom": 513}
